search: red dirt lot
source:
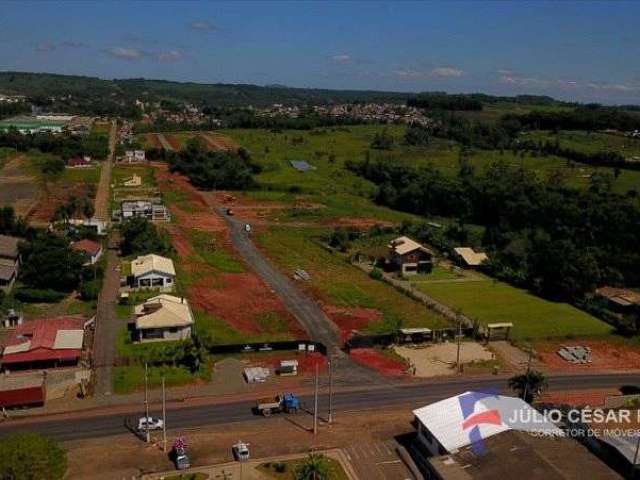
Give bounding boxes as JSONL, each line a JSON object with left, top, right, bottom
{"left": 535, "top": 340, "right": 640, "bottom": 371}
{"left": 258, "top": 351, "right": 327, "bottom": 374}
{"left": 323, "top": 305, "right": 383, "bottom": 343}
{"left": 164, "top": 134, "right": 181, "bottom": 151}
{"left": 145, "top": 133, "right": 162, "bottom": 149}
{"left": 539, "top": 389, "right": 618, "bottom": 407}
{"left": 189, "top": 272, "right": 304, "bottom": 337}
{"left": 349, "top": 348, "right": 406, "bottom": 376}
{"left": 30, "top": 183, "right": 92, "bottom": 225}
{"left": 321, "top": 217, "right": 394, "bottom": 229}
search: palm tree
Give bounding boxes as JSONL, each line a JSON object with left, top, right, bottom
{"left": 295, "top": 454, "right": 332, "bottom": 480}
{"left": 509, "top": 369, "right": 548, "bottom": 403}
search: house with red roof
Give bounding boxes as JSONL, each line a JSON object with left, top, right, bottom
{"left": 0, "top": 317, "right": 85, "bottom": 371}
{"left": 66, "top": 156, "right": 93, "bottom": 168}
{"left": 71, "top": 239, "right": 103, "bottom": 265}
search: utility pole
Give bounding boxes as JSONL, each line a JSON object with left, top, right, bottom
{"left": 456, "top": 315, "right": 463, "bottom": 373}
{"left": 162, "top": 376, "right": 167, "bottom": 453}
{"left": 313, "top": 362, "right": 319, "bottom": 437}
{"left": 144, "top": 362, "right": 150, "bottom": 443}
{"left": 522, "top": 346, "right": 534, "bottom": 402}
{"left": 328, "top": 356, "right": 333, "bottom": 425}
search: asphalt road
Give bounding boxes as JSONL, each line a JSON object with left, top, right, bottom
{"left": 2, "top": 372, "right": 639, "bottom": 442}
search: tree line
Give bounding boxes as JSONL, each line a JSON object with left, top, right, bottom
{"left": 0, "top": 128, "right": 109, "bottom": 159}
{"left": 346, "top": 157, "right": 640, "bottom": 303}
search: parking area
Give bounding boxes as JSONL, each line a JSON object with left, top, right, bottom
{"left": 343, "top": 440, "right": 417, "bottom": 480}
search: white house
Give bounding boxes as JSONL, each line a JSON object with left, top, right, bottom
{"left": 130, "top": 254, "right": 175, "bottom": 291}
{"left": 134, "top": 294, "right": 193, "bottom": 342}
{"left": 124, "top": 150, "right": 146, "bottom": 163}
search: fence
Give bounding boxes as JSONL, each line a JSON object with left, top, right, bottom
{"left": 344, "top": 327, "right": 476, "bottom": 350}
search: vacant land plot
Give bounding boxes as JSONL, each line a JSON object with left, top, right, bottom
{"left": 415, "top": 274, "right": 611, "bottom": 340}
{"left": 255, "top": 226, "right": 449, "bottom": 337}
{"left": 394, "top": 342, "right": 496, "bottom": 377}
{"left": 0, "top": 154, "right": 41, "bottom": 217}
{"left": 535, "top": 339, "right": 640, "bottom": 372}
{"left": 153, "top": 164, "right": 305, "bottom": 344}
{"left": 528, "top": 130, "right": 640, "bottom": 157}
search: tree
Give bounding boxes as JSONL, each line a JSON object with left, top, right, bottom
{"left": 295, "top": 454, "right": 333, "bottom": 480}
{"left": 0, "top": 432, "right": 67, "bottom": 480}
{"left": 508, "top": 370, "right": 548, "bottom": 403}
{"left": 19, "top": 234, "right": 85, "bottom": 292}
{"left": 370, "top": 129, "right": 394, "bottom": 150}
{"left": 405, "top": 124, "right": 431, "bottom": 146}
{"left": 119, "top": 217, "right": 172, "bottom": 257}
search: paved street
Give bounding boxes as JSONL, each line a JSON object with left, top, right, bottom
{"left": 2, "top": 372, "right": 639, "bottom": 442}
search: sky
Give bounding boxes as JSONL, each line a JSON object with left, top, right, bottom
{"left": 2, "top": 0, "right": 640, "bottom": 104}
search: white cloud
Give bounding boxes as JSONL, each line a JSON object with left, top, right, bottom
{"left": 190, "top": 20, "right": 215, "bottom": 31}
{"left": 431, "top": 67, "right": 464, "bottom": 78}
{"left": 154, "top": 49, "right": 185, "bottom": 63}
{"left": 393, "top": 69, "right": 424, "bottom": 79}
{"left": 105, "top": 46, "right": 146, "bottom": 61}
{"left": 330, "top": 54, "right": 352, "bottom": 65}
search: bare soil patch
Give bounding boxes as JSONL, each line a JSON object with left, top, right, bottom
{"left": 349, "top": 348, "right": 406, "bottom": 376}
{"left": 539, "top": 389, "right": 618, "bottom": 407}
{"left": 0, "top": 155, "right": 41, "bottom": 217}
{"left": 321, "top": 217, "right": 395, "bottom": 229}
{"left": 200, "top": 131, "right": 239, "bottom": 151}
{"left": 394, "top": 342, "right": 495, "bottom": 378}
{"left": 189, "top": 273, "right": 304, "bottom": 337}
{"left": 535, "top": 340, "right": 640, "bottom": 371}
{"left": 323, "top": 305, "right": 383, "bottom": 343}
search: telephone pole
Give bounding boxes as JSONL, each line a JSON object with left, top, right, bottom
{"left": 522, "top": 346, "right": 534, "bottom": 402}
{"left": 328, "top": 356, "right": 334, "bottom": 425}
{"left": 456, "top": 315, "right": 463, "bottom": 373}
{"left": 313, "top": 362, "right": 319, "bottom": 437}
{"left": 162, "top": 376, "right": 167, "bottom": 453}
{"left": 144, "top": 362, "right": 150, "bottom": 443}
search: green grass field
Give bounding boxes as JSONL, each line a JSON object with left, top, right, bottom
{"left": 256, "top": 226, "right": 449, "bottom": 334}
{"left": 415, "top": 274, "right": 612, "bottom": 340}
{"left": 528, "top": 130, "right": 640, "bottom": 157}
{"left": 258, "top": 457, "right": 348, "bottom": 480}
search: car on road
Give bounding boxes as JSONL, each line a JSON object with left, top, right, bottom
{"left": 137, "top": 416, "right": 164, "bottom": 432}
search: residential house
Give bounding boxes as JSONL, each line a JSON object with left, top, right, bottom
{"left": 453, "top": 247, "right": 489, "bottom": 268}
{"left": 387, "top": 236, "right": 434, "bottom": 275}
{"left": 71, "top": 239, "right": 103, "bottom": 265}
{"left": 134, "top": 294, "right": 194, "bottom": 342}
{"left": 124, "top": 150, "right": 146, "bottom": 163}
{"left": 67, "top": 217, "right": 108, "bottom": 236}
{"left": 130, "top": 254, "right": 175, "bottom": 291}
{"left": 595, "top": 286, "right": 640, "bottom": 314}
{"left": 66, "top": 156, "right": 92, "bottom": 168}
{"left": 0, "top": 235, "right": 21, "bottom": 292}
{"left": 411, "top": 392, "right": 617, "bottom": 479}
{"left": 120, "top": 200, "right": 170, "bottom": 222}
{"left": 0, "top": 317, "right": 85, "bottom": 371}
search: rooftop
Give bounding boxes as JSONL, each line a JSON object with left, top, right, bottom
{"left": 454, "top": 247, "right": 489, "bottom": 267}
{"left": 131, "top": 254, "right": 175, "bottom": 278}
{"left": 388, "top": 236, "right": 433, "bottom": 256}
{"left": 134, "top": 294, "right": 194, "bottom": 330}
{"left": 71, "top": 239, "right": 102, "bottom": 257}
{"left": 429, "top": 430, "right": 620, "bottom": 480}
{"left": 0, "top": 235, "right": 20, "bottom": 259}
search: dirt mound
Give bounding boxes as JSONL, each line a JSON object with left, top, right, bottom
{"left": 536, "top": 340, "right": 640, "bottom": 371}
{"left": 323, "top": 305, "right": 383, "bottom": 343}
{"left": 349, "top": 348, "right": 406, "bottom": 376}
{"left": 189, "top": 273, "right": 305, "bottom": 337}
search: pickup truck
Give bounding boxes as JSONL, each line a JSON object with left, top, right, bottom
{"left": 256, "top": 393, "right": 300, "bottom": 416}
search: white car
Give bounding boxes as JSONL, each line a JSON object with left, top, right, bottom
{"left": 137, "top": 416, "right": 164, "bottom": 431}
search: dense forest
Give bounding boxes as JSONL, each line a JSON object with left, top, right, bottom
{"left": 0, "top": 128, "right": 109, "bottom": 159}
{"left": 347, "top": 156, "right": 640, "bottom": 303}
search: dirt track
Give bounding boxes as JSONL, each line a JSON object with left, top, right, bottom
{"left": 94, "top": 120, "right": 116, "bottom": 221}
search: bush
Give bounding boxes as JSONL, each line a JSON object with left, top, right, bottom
{"left": 80, "top": 279, "right": 101, "bottom": 301}
{"left": 369, "top": 268, "right": 383, "bottom": 281}
{"left": 274, "top": 462, "right": 287, "bottom": 473}
{"left": 0, "top": 433, "right": 67, "bottom": 480}
{"left": 14, "top": 288, "right": 66, "bottom": 303}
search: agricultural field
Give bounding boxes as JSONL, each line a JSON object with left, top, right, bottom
{"left": 413, "top": 271, "right": 612, "bottom": 341}
{"left": 527, "top": 130, "right": 640, "bottom": 157}
{"left": 255, "top": 226, "right": 449, "bottom": 339}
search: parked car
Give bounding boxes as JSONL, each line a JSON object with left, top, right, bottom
{"left": 174, "top": 447, "right": 191, "bottom": 470}
{"left": 137, "top": 416, "right": 164, "bottom": 432}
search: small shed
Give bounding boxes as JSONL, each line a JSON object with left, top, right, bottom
{"left": 0, "top": 373, "right": 46, "bottom": 409}
{"left": 486, "top": 322, "right": 513, "bottom": 341}
{"left": 399, "top": 328, "right": 433, "bottom": 343}
{"left": 244, "top": 367, "right": 270, "bottom": 383}
{"left": 278, "top": 360, "right": 299, "bottom": 376}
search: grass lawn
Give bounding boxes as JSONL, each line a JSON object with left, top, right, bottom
{"left": 112, "top": 164, "right": 156, "bottom": 186}
{"left": 193, "top": 310, "right": 295, "bottom": 344}
{"left": 112, "top": 364, "right": 206, "bottom": 394}
{"left": 409, "top": 265, "right": 465, "bottom": 281}
{"left": 61, "top": 165, "right": 101, "bottom": 185}
{"left": 259, "top": 457, "right": 348, "bottom": 480}
{"left": 255, "top": 226, "right": 449, "bottom": 334}
{"left": 188, "top": 229, "right": 245, "bottom": 273}
{"left": 415, "top": 275, "right": 612, "bottom": 340}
